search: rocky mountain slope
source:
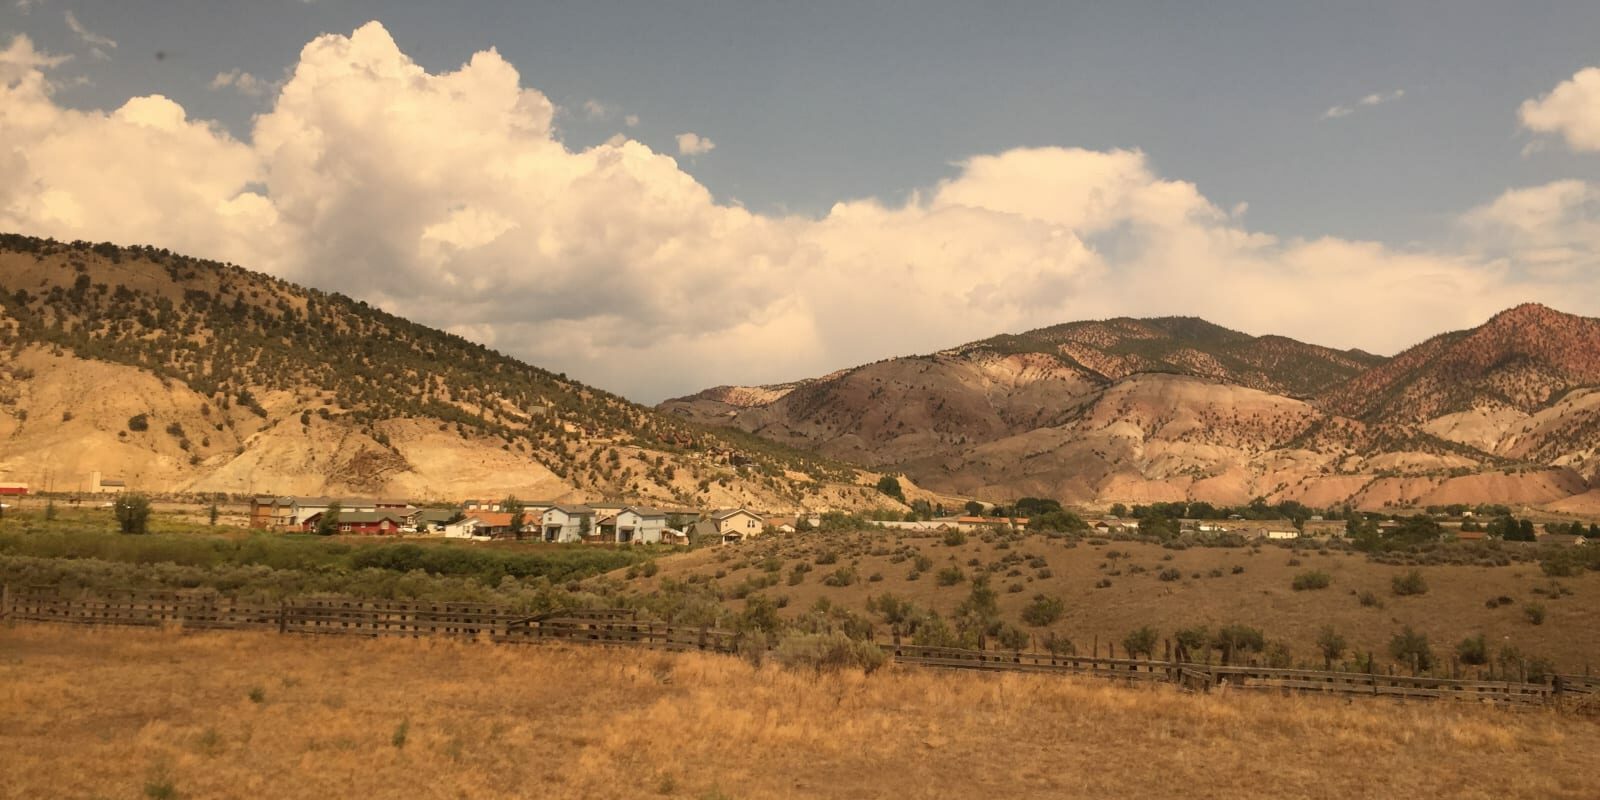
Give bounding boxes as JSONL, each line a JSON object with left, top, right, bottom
{"left": 663, "top": 309, "right": 1600, "bottom": 511}
{"left": 0, "top": 234, "right": 906, "bottom": 511}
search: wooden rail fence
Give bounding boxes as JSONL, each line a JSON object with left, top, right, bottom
{"left": 2, "top": 585, "right": 1590, "bottom": 708}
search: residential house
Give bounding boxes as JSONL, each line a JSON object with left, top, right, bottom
{"left": 688, "top": 520, "right": 721, "bottom": 545}
{"left": 300, "top": 510, "right": 408, "bottom": 535}
{"left": 0, "top": 483, "right": 30, "bottom": 496}
{"left": 710, "top": 508, "right": 765, "bottom": 543}
{"left": 765, "top": 516, "right": 797, "bottom": 534}
{"left": 599, "top": 507, "right": 669, "bottom": 544}
{"left": 469, "top": 512, "right": 528, "bottom": 539}
{"left": 411, "top": 508, "right": 459, "bottom": 534}
{"left": 540, "top": 505, "right": 596, "bottom": 543}
{"left": 248, "top": 496, "right": 276, "bottom": 529}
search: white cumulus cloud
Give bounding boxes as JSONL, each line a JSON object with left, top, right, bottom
{"left": 0, "top": 25, "right": 1593, "bottom": 401}
{"left": 1520, "top": 66, "right": 1600, "bottom": 152}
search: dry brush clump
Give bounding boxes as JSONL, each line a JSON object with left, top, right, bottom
{"left": 2, "top": 624, "right": 1598, "bottom": 799}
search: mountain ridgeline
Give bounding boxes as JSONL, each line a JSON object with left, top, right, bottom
{"left": 0, "top": 234, "right": 886, "bottom": 510}
{"left": 663, "top": 306, "right": 1600, "bottom": 512}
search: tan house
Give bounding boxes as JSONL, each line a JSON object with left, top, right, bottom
{"left": 710, "top": 508, "right": 765, "bottom": 542}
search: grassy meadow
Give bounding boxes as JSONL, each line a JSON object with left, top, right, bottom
{"left": 2, "top": 623, "right": 1597, "bottom": 799}
{"left": 615, "top": 528, "right": 1600, "bottom": 676}
{"left": 0, "top": 507, "right": 659, "bottom": 609}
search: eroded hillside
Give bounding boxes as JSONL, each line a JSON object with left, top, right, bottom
{"left": 663, "top": 307, "right": 1600, "bottom": 511}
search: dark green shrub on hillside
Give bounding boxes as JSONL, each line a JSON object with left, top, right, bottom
{"left": 1291, "top": 570, "right": 1331, "bottom": 591}
{"left": 1456, "top": 634, "right": 1489, "bottom": 666}
{"left": 1122, "top": 626, "right": 1158, "bottom": 659}
{"left": 1392, "top": 569, "right": 1428, "bottom": 596}
{"left": 1020, "top": 594, "right": 1064, "bottom": 627}
{"left": 1388, "top": 626, "right": 1433, "bottom": 671}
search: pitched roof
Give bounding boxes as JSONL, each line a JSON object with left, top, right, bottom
{"left": 621, "top": 506, "right": 666, "bottom": 518}
{"left": 469, "top": 512, "right": 519, "bottom": 527}
{"left": 547, "top": 504, "right": 594, "bottom": 516}
{"left": 328, "top": 511, "right": 407, "bottom": 525}
{"left": 710, "top": 508, "right": 758, "bottom": 520}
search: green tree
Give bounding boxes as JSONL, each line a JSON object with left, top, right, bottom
{"left": 1109, "top": 503, "right": 1128, "bottom": 518}
{"left": 207, "top": 501, "right": 219, "bottom": 527}
{"left": 113, "top": 493, "right": 151, "bottom": 534}
{"left": 504, "top": 495, "right": 526, "bottom": 540}
{"left": 874, "top": 475, "right": 905, "bottom": 503}
{"left": 315, "top": 501, "right": 342, "bottom": 536}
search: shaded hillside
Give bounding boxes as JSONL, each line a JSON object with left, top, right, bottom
{"left": 966, "top": 316, "right": 1386, "bottom": 398}
{"left": 0, "top": 234, "right": 887, "bottom": 509}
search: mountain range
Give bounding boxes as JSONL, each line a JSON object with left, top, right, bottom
{"left": 0, "top": 234, "right": 906, "bottom": 511}
{"left": 661, "top": 307, "right": 1600, "bottom": 512}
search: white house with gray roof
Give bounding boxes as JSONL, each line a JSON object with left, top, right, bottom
{"left": 540, "top": 505, "right": 595, "bottom": 543}
{"left": 599, "top": 506, "right": 669, "bottom": 544}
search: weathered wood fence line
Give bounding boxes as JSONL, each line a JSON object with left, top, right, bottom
{"left": 3, "top": 585, "right": 1592, "bottom": 708}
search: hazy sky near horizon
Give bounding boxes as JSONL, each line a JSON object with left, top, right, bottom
{"left": 3, "top": 2, "right": 1600, "bottom": 401}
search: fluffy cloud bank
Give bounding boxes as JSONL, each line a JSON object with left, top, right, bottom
{"left": 0, "top": 23, "right": 1596, "bottom": 401}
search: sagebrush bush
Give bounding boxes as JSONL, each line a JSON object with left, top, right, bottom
{"left": 1291, "top": 570, "right": 1331, "bottom": 591}
{"left": 1392, "top": 570, "right": 1428, "bottom": 596}
{"left": 772, "top": 631, "right": 886, "bottom": 674}
{"left": 1524, "top": 603, "right": 1546, "bottom": 625}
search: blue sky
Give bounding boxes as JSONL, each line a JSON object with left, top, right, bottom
{"left": 3, "top": 2, "right": 1600, "bottom": 399}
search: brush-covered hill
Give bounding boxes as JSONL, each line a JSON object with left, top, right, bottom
{"left": 663, "top": 308, "right": 1600, "bottom": 512}
{"left": 0, "top": 234, "right": 907, "bottom": 511}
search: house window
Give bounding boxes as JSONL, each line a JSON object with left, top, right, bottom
{"left": 341, "top": 524, "right": 351, "bottom": 532}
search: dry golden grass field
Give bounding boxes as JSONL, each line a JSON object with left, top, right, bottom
{"left": 625, "top": 531, "right": 1600, "bottom": 673}
{"left": 2, "top": 624, "right": 1599, "bottom": 800}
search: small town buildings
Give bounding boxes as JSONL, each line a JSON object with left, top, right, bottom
{"left": 765, "top": 516, "right": 797, "bottom": 533}
{"left": 540, "top": 505, "right": 596, "bottom": 543}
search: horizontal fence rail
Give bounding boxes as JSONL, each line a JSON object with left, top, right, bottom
{"left": 1, "top": 585, "right": 1589, "bottom": 709}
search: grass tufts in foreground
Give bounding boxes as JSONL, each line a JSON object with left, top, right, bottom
{"left": 1, "top": 624, "right": 1597, "bottom": 799}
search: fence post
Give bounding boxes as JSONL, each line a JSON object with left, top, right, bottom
{"left": 278, "top": 600, "right": 288, "bottom": 635}
{"left": 0, "top": 583, "right": 9, "bottom": 623}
